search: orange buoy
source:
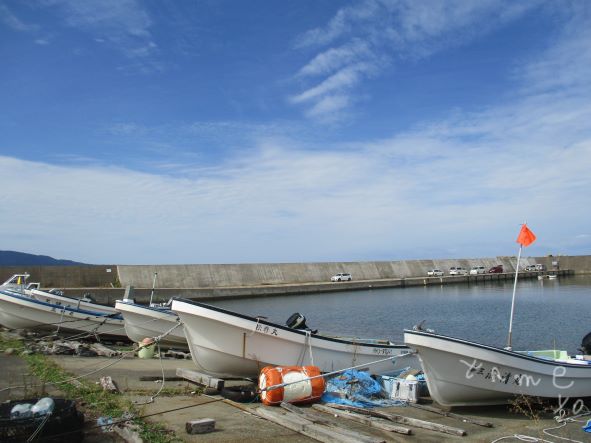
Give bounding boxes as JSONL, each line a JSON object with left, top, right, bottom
{"left": 259, "top": 365, "right": 325, "bottom": 406}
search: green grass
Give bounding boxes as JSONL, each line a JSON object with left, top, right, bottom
{"left": 1, "top": 332, "right": 183, "bottom": 443}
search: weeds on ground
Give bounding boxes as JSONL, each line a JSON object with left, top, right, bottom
{"left": 1, "top": 332, "right": 182, "bottom": 443}
{"left": 510, "top": 395, "right": 554, "bottom": 423}
{"left": 137, "top": 420, "right": 183, "bottom": 443}
{"left": 0, "top": 331, "right": 25, "bottom": 352}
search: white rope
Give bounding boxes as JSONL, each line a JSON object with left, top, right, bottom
{"left": 247, "top": 317, "right": 263, "bottom": 336}
{"left": 26, "top": 411, "right": 52, "bottom": 442}
{"left": 55, "top": 306, "right": 67, "bottom": 335}
{"left": 151, "top": 320, "right": 182, "bottom": 344}
{"left": 542, "top": 406, "right": 591, "bottom": 443}
{"left": 490, "top": 406, "right": 591, "bottom": 443}
{"left": 134, "top": 342, "right": 165, "bottom": 406}
{"left": 490, "top": 435, "right": 555, "bottom": 443}
{"left": 0, "top": 320, "right": 183, "bottom": 394}
{"left": 260, "top": 350, "right": 417, "bottom": 392}
{"left": 305, "top": 330, "right": 314, "bottom": 367}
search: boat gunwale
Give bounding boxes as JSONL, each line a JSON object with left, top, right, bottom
{"left": 173, "top": 297, "right": 409, "bottom": 349}
{"left": 404, "top": 329, "right": 591, "bottom": 370}
{"left": 115, "top": 300, "right": 177, "bottom": 319}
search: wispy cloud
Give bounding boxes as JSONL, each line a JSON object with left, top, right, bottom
{"left": 296, "top": 40, "right": 373, "bottom": 78}
{"left": 0, "top": 3, "right": 38, "bottom": 31}
{"left": 290, "top": 0, "right": 540, "bottom": 122}
{"left": 291, "top": 62, "right": 375, "bottom": 104}
{"left": 44, "top": 0, "right": 157, "bottom": 60}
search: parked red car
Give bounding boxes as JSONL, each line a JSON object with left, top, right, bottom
{"left": 489, "top": 265, "right": 503, "bottom": 273}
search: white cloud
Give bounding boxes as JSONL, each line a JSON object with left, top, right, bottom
{"left": 295, "top": 0, "right": 380, "bottom": 48}
{"left": 291, "top": 63, "right": 373, "bottom": 104}
{"left": 297, "top": 40, "right": 372, "bottom": 78}
{"left": 305, "top": 95, "right": 350, "bottom": 120}
{"left": 2, "top": 70, "right": 590, "bottom": 263}
{"left": 290, "top": 0, "right": 540, "bottom": 121}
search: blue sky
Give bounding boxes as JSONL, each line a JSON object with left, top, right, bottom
{"left": 1, "top": 0, "right": 590, "bottom": 264}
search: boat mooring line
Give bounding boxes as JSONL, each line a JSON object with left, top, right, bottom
{"left": 34, "top": 312, "right": 164, "bottom": 343}
{"left": 259, "top": 351, "right": 418, "bottom": 393}
{"left": 21, "top": 397, "right": 227, "bottom": 441}
{"left": 490, "top": 406, "right": 591, "bottom": 443}
{"left": 133, "top": 342, "right": 165, "bottom": 406}
{"left": 0, "top": 321, "right": 183, "bottom": 394}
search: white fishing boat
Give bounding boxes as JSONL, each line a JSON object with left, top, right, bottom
{"left": 402, "top": 224, "right": 591, "bottom": 407}
{"left": 115, "top": 299, "right": 187, "bottom": 350}
{"left": 171, "top": 298, "right": 419, "bottom": 379}
{"left": 404, "top": 329, "right": 591, "bottom": 407}
{"left": 0, "top": 288, "right": 126, "bottom": 339}
{"left": 1, "top": 274, "right": 117, "bottom": 316}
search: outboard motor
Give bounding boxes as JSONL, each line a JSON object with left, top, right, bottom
{"left": 580, "top": 332, "right": 591, "bottom": 355}
{"left": 286, "top": 312, "right": 308, "bottom": 330}
{"left": 286, "top": 313, "right": 318, "bottom": 334}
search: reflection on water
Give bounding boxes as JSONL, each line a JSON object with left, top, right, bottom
{"left": 214, "top": 275, "right": 591, "bottom": 354}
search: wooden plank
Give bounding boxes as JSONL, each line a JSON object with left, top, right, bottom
{"left": 408, "top": 403, "right": 493, "bottom": 427}
{"left": 253, "top": 407, "right": 385, "bottom": 443}
{"left": 322, "top": 403, "right": 466, "bottom": 436}
{"left": 176, "top": 368, "right": 225, "bottom": 391}
{"left": 280, "top": 402, "right": 336, "bottom": 426}
{"left": 280, "top": 401, "right": 409, "bottom": 438}
{"left": 313, "top": 404, "right": 412, "bottom": 435}
{"left": 139, "top": 376, "right": 186, "bottom": 382}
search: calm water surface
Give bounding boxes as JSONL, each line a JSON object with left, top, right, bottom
{"left": 213, "top": 275, "right": 591, "bottom": 354}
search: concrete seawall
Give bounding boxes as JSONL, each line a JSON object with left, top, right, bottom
{"left": 0, "top": 255, "right": 587, "bottom": 296}
{"left": 116, "top": 255, "right": 588, "bottom": 288}
{"left": 50, "top": 269, "right": 574, "bottom": 305}
{"left": 0, "top": 265, "right": 118, "bottom": 288}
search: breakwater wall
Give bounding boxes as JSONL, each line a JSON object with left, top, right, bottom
{"left": 0, "top": 255, "right": 588, "bottom": 289}
{"left": 46, "top": 269, "right": 574, "bottom": 306}
{"left": 117, "top": 255, "right": 585, "bottom": 287}
{"left": 0, "top": 265, "right": 118, "bottom": 288}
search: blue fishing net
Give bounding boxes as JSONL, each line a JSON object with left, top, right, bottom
{"left": 321, "top": 369, "right": 406, "bottom": 408}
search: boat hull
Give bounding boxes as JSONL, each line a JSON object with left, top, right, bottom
{"left": 0, "top": 290, "right": 126, "bottom": 339}
{"left": 404, "top": 330, "right": 591, "bottom": 407}
{"left": 1, "top": 274, "right": 117, "bottom": 316}
{"left": 115, "top": 301, "right": 187, "bottom": 350}
{"left": 172, "top": 299, "right": 418, "bottom": 379}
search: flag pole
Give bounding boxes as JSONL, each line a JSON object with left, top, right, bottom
{"left": 506, "top": 244, "right": 522, "bottom": 350}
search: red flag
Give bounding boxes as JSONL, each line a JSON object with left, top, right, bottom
{"left": 516, "top": 224, "right": 536, "bottom": 247}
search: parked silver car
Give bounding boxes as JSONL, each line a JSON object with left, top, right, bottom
{"left": 449, "top": 267, "right": 468, "bottom": 276}
{"left": 427, "top": 269, "right": 444, "bottom": 277}
{"left": 331, "top": 273, "right": 352, "bottom": 282}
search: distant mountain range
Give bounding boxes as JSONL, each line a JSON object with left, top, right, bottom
{"left": 0, "top": 250, "right": 87, "bottom": 266}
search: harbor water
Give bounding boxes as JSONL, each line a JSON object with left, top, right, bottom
{"left": 214, "top": 274, "right": 591, "bottom": 355}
